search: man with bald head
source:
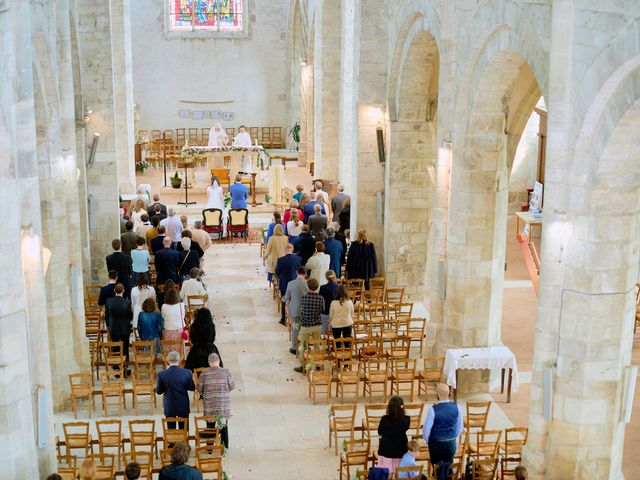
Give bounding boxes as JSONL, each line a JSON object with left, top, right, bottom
{"left": 422, "top": 383, "right": 463, "bottom": 466}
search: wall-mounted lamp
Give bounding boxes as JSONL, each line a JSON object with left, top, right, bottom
{"left": 622, "top": 365, "right": 638, "bottom": 423}
{"left": 300, "top": 58, "right": 307, "bottom": 66}
{"left": 426, "top": 98, "right": 436, "bottom": 123}
{"left": 86, "top": 133, "right": 100, "bottom": 168}
{"left": 21, "top": 227, "right": 51, "bottom": 275}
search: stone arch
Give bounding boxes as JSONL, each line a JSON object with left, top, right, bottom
{"left": 385, "top": 27, "right": 440, "bottom": 301}
{"left": 442, "top": 36, "right": 544, "bottom": 357}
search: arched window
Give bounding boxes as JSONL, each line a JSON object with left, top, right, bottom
{"left": 168, "top": 0, "right": 244, "bottom": 32}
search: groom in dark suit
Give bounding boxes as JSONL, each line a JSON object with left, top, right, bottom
{"left": 156, "top": 351, "right": 195, "bottom": 430}
{"left": 229, "top": 174, "right": 248, "bottom": 209}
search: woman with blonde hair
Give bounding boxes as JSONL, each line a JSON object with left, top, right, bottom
{"left": 78, "top": 459, "right": 97, "bottom": 480}
{"left": 161, "top": 286, "right": 186, "bottom": 356}
{"left": 131, "top": 198, "right": 147, "bottom": 229}
{"left": 286, "top": 209, "right": 303, "bottom": 244}
{"left": 346, "top": 229, "right": 377, "bottom": 289}
{"left": 265, "top": 223, "right": 288, "bottom": 283}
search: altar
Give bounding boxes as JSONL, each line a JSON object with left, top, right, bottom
{"left": 181, "top": 145, "right": 265, "bottom": 181}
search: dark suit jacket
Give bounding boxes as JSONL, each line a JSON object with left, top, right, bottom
{"left": 105, "top": 296, "right": 132, "bottom": 336}
{"left": 303, "top": 201, "right": 326, "bottom": 223}
{"left": 295, "top": 232, "right": 317, "bottom": 266}
{"left": 105, "top": 252, "right": 132, "bottom": 286}
{"left": 324, "top": 237, "right": 344, "bottom": 277}
{"left": 98, "top": 283, "right": 116, "bottom": 306}
{"left": 156, "top": 365, "right": 195, "bottom": 418}
{"left": 147, "top": 202, "right": 167, "bottom": 218}
{"left": 150, "top": 235, "right": 166, "bottom": 255}
{"left": 121, "top": 231, "right": 142, "bottom": 255}
{"left": 275, "top": 253, "right": 302, "bottom": 294}
{"left": 155, "top": 247, "right": 181, "bottom": 284}
{"left": 308, "top": 213, "right": 328, "bottom": 238}
{"left": 178, "top": 249, "right": 201, "bottom": 279}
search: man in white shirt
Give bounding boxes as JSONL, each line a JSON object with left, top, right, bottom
{"left": 135, "top": 213, "right": 153, "bottom": 238}
{"left": 305, "top": 242, "right": 331, "bottom": 286}
{"left": 233, "top": 125, "right": 253, "bottom": 147}
{"left": 208, "top": 122, "right": 228, "bottom": 147}
{"left": 191, "top": 220, "right": 212, "bottom": 252}
{"left": 160, "top": 208, "right": 183, "bottom": 246}
{"left": 314, "top": 180, "right": 329, "bottom": 204}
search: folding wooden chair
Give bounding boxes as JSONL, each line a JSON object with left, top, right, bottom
{"left": 195, "top": 445, "right": 224, "bottom": 479}
{"left": 194, "top": 416, "right": 221, "bottom": 447}
{"left": 339, "top": 439, "right": 370, "bottom": 480}
{"left": 363, "top": 358, "right": 389, "bottom": 402}
{"left": 62, "top": 421, "right": 93, "bottom": 457}
{"left": 132, "top": 340, "right": 155, "bottom": 371}
{"left": 336, "top": 360, "right": 361, "bottom": 402}
{"left": 407, "top": 317, "right": 427, "bottom": 356}
{"left": 417, "top": 355, "right": 444, "bottom": 399}
{"left": 162, "top": 417, "right": 189, "bottom": 449}
{"left": 329, "top": 404, "right": 357, "bottom": 455}
{"left": 390, "top": 358, "right": 417, "bottom": 401}
{"left": 129, "top": 419, "right": 157, "bottom": 459}
{"left": 309, "top": 359, "right": 333, "bottom": 404}
{"left": 465, "top": 401, "right": 492, "bottom": 432}
{"left": 95, "top": 419, "right": 123, "bottom": 467}
{"left": 100, "top": 370, "right": 125, "bottom": 414}
{"left": 69, "top": 372, "right": 94, "bottom": 418}
{"left": 132, "top": 369, "right": 157, "bottom": 413}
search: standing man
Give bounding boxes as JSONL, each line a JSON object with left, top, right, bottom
{"left": 197, "top": 353, "right": 235, "bottom": 449}
{"left": 208, "top": 122, "right": 228, "bottom": 146}
{"left": 331, "top": 183, "right": 350, "bottom": 222}
{"left": 121, "top": 221, "right": 142, "bottom": 255}
{"left": 147, "top": 193, "right": 167, "bottom": 218}
{"left": 105, "top": 283, "right": 133, "bottom": 366}
{"left": 156, "top": 351, "right": 195, "bottom": 430}
{"left": 303, "top": 192, "right": 325, "bottom": 222}
{"left": 98, "top": 270, "right": 119, "bottom": 307}
{"left": 308, "top": 203, "right": 328, "bottom": 240}
{"left": 146, "top": 216, "right": 161, "bottom": 249}
{"left": 135, "top": 214, "right": 153, "bottom": 238}
{"left": 324, "top": 227, "right": 344, "bottom": 278}
{"left": 294, "top": 225, "right": 316, "bottom": 266}
{"left": 229, "top": 174, "right": 248, "bottom": 209}
{"left": 275, "top": 244, "right": 302, "bottom": 325}
{"left": 293, "top": 278, "right": 324, "bottom": 374}
{"left": 284, "top": 267, "right": 308, "bottom": 355}
{"left": 313, "top": 180, "right": 329, "bottom": 205}
{"left": 106, "top": 239, "right": 132, "bottom": 295}
{"left": 154, "top": 237, "right": 180, "bottom": 285}
{"left": 232, "top": 125, "right": 252, "bottom": 147}
{"left": 160, "top": 208, "right": 183, "bottom": 247}
{"left": 422, "top": 383, "right": 464, "bottom": 466}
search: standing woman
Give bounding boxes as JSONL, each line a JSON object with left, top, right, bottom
{"left": 185, "top": 308, "right": 224, "bottom": 370}
{"left": 130, "top": 198, "right": 147, "bottom": 230}
{"left": 161, "top": 286, "right": 186, "bottom": 356}
{"left": 286, "top": 209, "right": 303, "bottom": 245}
{"left": 377, "top": 396, "right": 411, "bottom": 476}
{"left": 266, "top": 211, "right": 284, "bottom": 244}
{"left": 264, "top": 224, "right": 288, "bottom": 284}
{"left": 345, "top": 229, "right": 377, "bottom": 289}
{"left": 130, "top": 273, "right": 156, "bottom": 329}
{"left": 298, "top": 193, "right": 310, "bottom": 222}
{"left": 328, "top": 285, "right": 354, "bottom": 339}
{"left": 339, "top": 198, "right": 351, "bottom": 233}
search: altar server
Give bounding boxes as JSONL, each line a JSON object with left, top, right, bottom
{"left": 207, "top": 122, "right": 228, "bottom": 147}
{"left": 233, "top": 125, "right": 253, "bottom": 147}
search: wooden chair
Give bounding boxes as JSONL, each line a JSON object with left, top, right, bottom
{"left": 132, "top": 340, "right": 155, "bottom": 371}
{"left": 500, "top": 456, "right": 522, "bottom": 480}
{"left": 188, "top": 128, "right": 199, "bottom": 145}
{"left": 329, "top": 404, "right": 357, "bottom": 455}
{"left": 56, "top": 454, "right": 77, "bottom": 480}
{"left": 201, "top": 127, "right": 211, "bottom": 143}
{"left": 500, "top": 426, "right": 528, "bottom": 478}
{"left": 387, "top": 335, "right": 411, "bottom": 359}
{"left": 161, "top": 340, "right": 185, "bottom": 366}
{"left": 132, "top": 369, "right": 157, "bottom": 413}
{"left": 62, "top": 422, "right": 93, "bottom": 457}
{"left": 393, "top": 464, "right": 424, "bottom": 480}
{"left": 69, "top": 372, "right": 94, "bottom": 419}
{"left": 404, "top": 403, "right": 425, "bottom": 439}
{"left": 309, "top": 359, "right": 333, "bottom": 404}
{"left": 468, "top": 430, "right": 502, "bottom": 461}
{"left": 194, "top": 416, "right": 221, "bottom": 447}
{"left": 225, "top": 127, "right": 235, "bottom": 138}
{"left": 129, "top": 419, "right": 157, "bottom": 459}
{"left": 123, "top": 450, "right": 153, "bottom": 480}
{"left": 261, "top": 127, "right": 272, "bottom": 148}
{"left": 150, "top": 129, "right": 162, "bottom": 140}
{"left": 187, "top": 295, "right": 207, "bottom": 312}
{"left": 195, "top": 444, "right": 224, "bottom": 478}
{"left": 271, "top": 126, "right": 283, "bottom": 148}
{"left": 203, "top": 208, "right": 224, "bottom": 240}
{"left": 192, "top": 367, "right": 207, "bottom": 412}
{"left": 101, "top": 341, "right": 125, "bottom": 372}
{"left": 358, "top": 336, "right": 384, "bottom": 361}
{"left": 363, "top": 358, "right": 389, "bottom": 403}
{"left": 336, "top": 360, "right": 361, "bottom": 401}
{"left": 228, "top": 208, "right": 249, "bottom": 241}
{"left": 160, "top": 448, "right": 173, "bottom": 467}
{"left": 162, "top": 130, "right": 174, "bottom": 141}
{"left": 137, "top": 130, "right": 149, "bottom": 142}
{"left": 88, "top": 453, "right": 115, "bottom": 480}
{"left": 249, "top": 126, "right": 259, "bottom": 144}
{"left": 176, "top": 128, "right": 186, "bottom": 145}
{"left": 362, "top": 403, "right": 387, "bottom": 442}
{"left": 210, "top": 167, "right": 231, "bottom": 187}
{"left": 417, "top": 355, "right": 444, "bottom": 399}
{"left": 339, "top": 438, "right": 370, "bottom": 480}
{"left": 385, "top": 287, "right": 404, "bottom": 305}
{"left": 332, "top": 336, "right": 354, "bottom": 366}
{"left": 465, "top": 401, "right": 492, "bottom": 432}
{"left": 162, "top": 417, "right": 189, "bottom": 448}
{"left": 390, "top": 358, "right": 417, "bottom": 401}
{"left": 370, "top": 276, "right": 386, "bottom": 292}
{"left": 406, "top": 317, "right": 427, "bottom": 356}
{"left": 100, "top": 370, "right": 125, "bottom": 414}
{"left": 470, "top": 457, "right": 499, "bottom": 480}
{"left": 95, "top": 419, "right": 123, "bottom": 467}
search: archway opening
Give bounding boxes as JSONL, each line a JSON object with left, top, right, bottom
{"left": 386, "top": 30, "right": 439, "bottom": 303}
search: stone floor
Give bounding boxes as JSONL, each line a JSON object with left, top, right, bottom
{"left": 54, "top": 214, "right": 640, "bottom": 478}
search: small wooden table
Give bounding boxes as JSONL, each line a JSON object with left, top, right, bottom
{"left": 514, "top": 211, "right": 542, "bottom": 241}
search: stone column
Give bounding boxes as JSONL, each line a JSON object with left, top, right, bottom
{"left": 78, "top": 0, "right": 122, "bottom": 282}
{"left": 0, "top": 0, "right": 56, "bottom": 476}
{"left": 312, "top": 0, "right": 341, "bottom": 180}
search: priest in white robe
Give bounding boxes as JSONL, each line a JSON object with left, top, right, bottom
{"left": 207, "top": 122, "right": 228, "bottom": 147}
{"left": 233, "top": 125, "right": 253, "bottom": 147}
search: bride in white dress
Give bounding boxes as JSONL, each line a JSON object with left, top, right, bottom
{"left": 206, "top": 176, "right": 228, "bottom": 233}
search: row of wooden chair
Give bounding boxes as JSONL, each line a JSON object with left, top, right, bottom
{"left": 138, "top": 126, "right": 283, "bottom": 148}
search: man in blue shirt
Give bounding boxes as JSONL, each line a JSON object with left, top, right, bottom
{"left": 229, "top": 174, "right": 248, "bottom": 209}
{"left": 422, "top": 383, "right": 464, "bottom": 465}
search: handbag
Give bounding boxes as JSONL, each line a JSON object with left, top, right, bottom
{"left": 180, "top": 303, "right": 189, "bottom": 341}
{"left": 178, "top": 250, "right": 192, "bottom": 281}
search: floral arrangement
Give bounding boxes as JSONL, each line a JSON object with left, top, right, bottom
{"left": 135, "top": 159, "right": 150, "bottom": 173}
{"left": 224, "top": 192, "right": 231, "bottom": 208}
{"left": 181, "top": 145, "right": 265, "bottom": 157}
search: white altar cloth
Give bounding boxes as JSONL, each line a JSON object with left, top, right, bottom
{"left": 443, "top": 346, "right": 519, "bottom": 392}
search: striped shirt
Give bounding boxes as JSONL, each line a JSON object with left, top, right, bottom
{"left": 300, "top": 292, "right": 324, "bottom": 327}
{"left": 197, "top": 367, "right": 235, "bottom": 419}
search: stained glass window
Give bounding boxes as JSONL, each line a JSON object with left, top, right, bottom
{"left": 169, "top": 0, "right": 244, "bottom": 32}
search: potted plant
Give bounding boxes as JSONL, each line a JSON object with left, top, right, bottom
{"left": 170, "top": 172, "right": 182, "bottom": 189}
{"left": 135, "top": 159, "right": 150, "bottom": 174}
{"left": 289, "top": 121, "right": 300, "bottom": 151}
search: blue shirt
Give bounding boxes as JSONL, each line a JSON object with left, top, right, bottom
{"left": 422, "top": 400, "right": 464, "bottom": 443}
{"left": 397, "top": 452, "right": 418, "bottom": 478}
{"left": 137, "top": 311, "right": 163, "bottom": 340}
{"left": 131, "top": 248, "right": 150, "bottom": 273}
{"left": 293, "top": 192, "right": 303, "bottom": 202}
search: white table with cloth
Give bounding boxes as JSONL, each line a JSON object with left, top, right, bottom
{"left": 181, "top": 145, "right": 265, "bottom": 180}
{"left": 443, "top": 346, "right": 519, "bottom": 402}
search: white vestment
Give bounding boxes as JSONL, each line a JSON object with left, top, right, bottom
{"left": 208, "top": 128, "right": 228, "bottom": 147}
{"left": 233, "top": 131, "right": 253, "bottom": 147}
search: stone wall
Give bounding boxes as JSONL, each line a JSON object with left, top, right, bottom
{"left": 130, "top": 0, "right": 290, "bottom": 132}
